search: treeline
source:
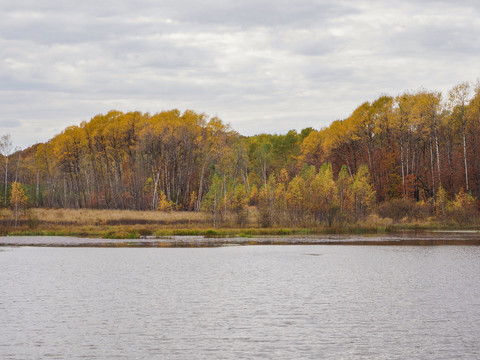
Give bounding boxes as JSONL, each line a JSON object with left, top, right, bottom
{"left": 1, "top": 80, "right": 480, "bottom": 226}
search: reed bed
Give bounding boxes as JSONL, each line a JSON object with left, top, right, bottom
{"left": 1, "top": 207, "right": 476, "bottom": 239}
{"left": 0, "top": 208, "right": 213, "bottom": 236}
{"left": 30, "top": 208, "right": 209, "bottom": 226}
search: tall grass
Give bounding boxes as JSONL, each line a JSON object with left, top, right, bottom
{"left": 1, "top": 207, "right": 478, "bottom": 238}
{"left": 31, "top": 208, "right": 208, "bottom": 225}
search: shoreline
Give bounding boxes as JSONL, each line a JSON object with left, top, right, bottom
{"left": 2, "top": 208, "right": 480, "bottom": 241}
{"left": 2, "top": 232, "right": 480, "bottom": 247}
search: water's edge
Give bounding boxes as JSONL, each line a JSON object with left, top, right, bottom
{"left": 1, "top": 233, "right": 480, "bottom": 247}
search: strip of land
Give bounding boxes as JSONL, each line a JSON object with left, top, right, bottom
{"left": 0, "top": 208, "right": 215, "bottom": 238}
{"left": 1, "top": 208, "right": 480, "bottom": 243}
{"left": 1, "top": 232, "right": 480, "bottom": 247}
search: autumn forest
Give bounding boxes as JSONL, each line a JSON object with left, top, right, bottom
{"left": 2, "top": 81, "right": 480, "bottom": 227}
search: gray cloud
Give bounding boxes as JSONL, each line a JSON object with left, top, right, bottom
{"left": 1, "top": 0, "right": 479, "bottom": 148}
{"left": 161, "top": 0, "right": 359, "bottom": 27}
{"left": 0, "top": 119, "right": 21, "bottom": 128}
{"left": 388, "top": 23, "right": 480, "bottom": 57}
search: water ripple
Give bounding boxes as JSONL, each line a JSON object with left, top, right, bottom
{"left": 0, "top": 245, "right": 479, "bottom": 359}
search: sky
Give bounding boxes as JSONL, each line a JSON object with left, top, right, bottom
{"left": 1, "top": 0, "right": 479, "bottom": 149}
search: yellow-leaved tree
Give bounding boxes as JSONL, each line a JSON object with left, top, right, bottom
{"left": 352, "top": 165, "right": 376, "bottom": 220}
{"left": 311, "top": 164, "right": 338, "bottom": 226}
{"left": 231, "top": 184, "right": 248, "bottom": 226}
{"left": 157, "top": 191, "right": 174, "bottom": 212}
{"left": 285, "top": 175, "right": 305, "bottom": 225}
{"left": 447, "top": 189, "right": 477, "bottom": 224}
{"left": 10, "top": 181, "right": 28, "bottom": 229}
{"left": 337, "top": 164, "right": 353, "bottom": 217}
{"left": 435, "top": 185, "right": 448, "bottom": 216}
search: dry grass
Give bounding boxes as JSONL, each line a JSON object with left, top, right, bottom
{"left": 0, "top": 208, "right": 215, "bottom": 236}
{"left": 1, "top": 207, "right": 474, "bottom": 238}
{"left": 0, "top": 207, "right": 286, "bottom": 238}
{"left": 31, "top": 208, "right": 208, "bottom": 226}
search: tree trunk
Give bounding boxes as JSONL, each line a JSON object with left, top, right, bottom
{"left": 463, "top": 122, "right": 469, "bottom": 192}
{"left": 400, "top": 140, "right": 405, "bottom": 195}
{"left": 430, "top": 142, "right": 436, "bottom": 203}
{"left": 196, "top": 158, "right": 209, "bottom": 211}
{"left": 434, "top": 123, "right": 441, "bottom": 185}
{"left": 4, "top": 157, "right": 8, "bottom": 205}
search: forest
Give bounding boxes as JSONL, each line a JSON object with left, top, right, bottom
{"left": 1, "top": 80, "right": 480, "bottom": 228}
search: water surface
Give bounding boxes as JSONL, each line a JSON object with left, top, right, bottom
{"left": 1, "top": 244, "right": 479, "bottom": 359}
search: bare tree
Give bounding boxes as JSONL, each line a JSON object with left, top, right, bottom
{"left": 449, "top": 82, "right": 471, "bottom": 192}
{"left": 0, "top": 134, "right": 13, "bottom": 206}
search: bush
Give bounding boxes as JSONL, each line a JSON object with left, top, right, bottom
{"left": 158, "top": 191, "right": 175, "bottom": 212}
{"left": 446, "top": 190, "right": 478, "bottom": 225}
{"left": 204, "top": 229, "right": 219, "bottom": 238}
{"left": 258, "top": 206, "right": 272, "bottom": 228}
{"left": 376, "top": 198, "right": 432, "bottom": 221}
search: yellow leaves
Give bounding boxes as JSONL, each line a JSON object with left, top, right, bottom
{"left": 350, "top": 101, "right": 372, "bottom": 131}
{"left": 205, "top": 116, "right": 230, "bottom": 157}
{"left": 10, "top": 181, "right": 27, "bottom": 207}
{"left": 352, "top": 164, "right": 376, "bottom": 214}
{"left": 298, "top": 130, "right": 330, "bottom": 170}
{"left": 207, "top": 116, "right": 227, "bottom": 134}
{"left": 188, "top": 191, "right": 198, "bottom": 211}
{"left": 274, "top": 182, "right": 286, "bottom": 203}
{"left": 447, "top": 189, "right": 477, "bottom": 224}
{"left": 448, "top": 81, "right": 471, "bottom": 110}
{"left": 435, "top": 185, "right": 447, "bottom": 216}
{"left": 314, "top": 164, "right": 337, "bottom": 203}
{"left": 9, "top": 181, "right": 28, "bottom": 229}
{"left": 34, "top": 143, "right": 50, "bottom": 171}
{"left": 231, "top": 184, "right": 248, "bottom": 213}
{"left": 337, "top": 164, "right": 353, "bottom": 214}
{"left": 410, "top": 91, "right": 442, "bottom": 133}
{"left": 322, "top": 121, "right": 344, "bottom": 154}
{"left": 182, "top": 109, "right": 207, "bottom": 128}
{"left": 285, "top": 175, "right": 305, "bottom": 211}
{"left": 278, "top": 168, "right": 289, "bottom": 185}
{"left": 249, "top": 184, "right": 259, "bottom": 205}
{"left": 51, "top": 125, "right": 84, "bottom": 171}
{"left": 158, "top": 191, "right": 175, "bottom": 212}
{"left": 390, "top": 91, "right": 444, "bottom": 142}
{"left": 392, "top": 93, "right": 415, "bottom": 132}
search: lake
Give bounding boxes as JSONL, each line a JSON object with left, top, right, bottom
{"left": 1, "top": 243, "right": 480, "bottom": 359}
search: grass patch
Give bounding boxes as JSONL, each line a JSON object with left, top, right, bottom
{"left": 238, "top": 233, "right": 253, "bottom": 238}
{"left": 204, "top": 229, "right": 219, "bottom": 238}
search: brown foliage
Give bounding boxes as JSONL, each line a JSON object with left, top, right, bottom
{"left": 376, "top": 198, "right": 432, "bottom": 221}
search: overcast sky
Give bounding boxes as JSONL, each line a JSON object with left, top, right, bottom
{"left": 1, "top": 0, "right": 479, "bottom": 148}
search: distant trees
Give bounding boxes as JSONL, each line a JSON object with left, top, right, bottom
{"left": 2, "top": 79, "right": 480, "bottom": 227}
{"left": 10, "top": 110, "right": 235, "bottom": 211}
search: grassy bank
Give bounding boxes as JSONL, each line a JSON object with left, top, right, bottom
{"left": 0, "top": 208, "right": 478, "bottom": 239}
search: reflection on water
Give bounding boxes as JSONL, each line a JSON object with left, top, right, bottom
{"left": 1, "top": 244, "right": 480, "bottom": 359}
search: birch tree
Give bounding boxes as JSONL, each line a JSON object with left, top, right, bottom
{"left": 449, "top": 82, "right": 471, "bottom": 192}
{"left": 0, "top": 134, "right": 13, "bottom": 206}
